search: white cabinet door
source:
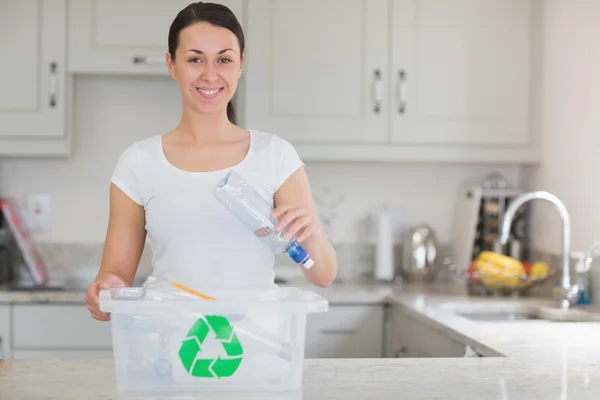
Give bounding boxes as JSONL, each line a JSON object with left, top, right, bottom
{"left": 391, "top": 0, "right": 535, "bottom": 146}
{"left": 0, "top": 305, "right": 11, "bottom": 359}
{"left": 391, "top": 307, "right": 467, "bottom": 358}
{"left": 244, "top": 0, "right": 389, "bottom": 144}
{"left": 305, "top": 305, "right": 383, "bottom": 358}
{"left": 0, "top": 0, "right": 66, "bottom": 139}
{"left": 68, "top": 0, "right": 245, "bottom": 75}
{"left": 12, "top": 305, "right": 112, "bottom": 349}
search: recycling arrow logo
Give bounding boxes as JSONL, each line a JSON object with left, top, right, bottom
{"left": 178, "top": 315, "right": 244, "bottom": 379}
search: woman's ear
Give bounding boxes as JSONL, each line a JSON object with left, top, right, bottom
{"left": 166, "top": 52, "right": 176, "bottom": 80}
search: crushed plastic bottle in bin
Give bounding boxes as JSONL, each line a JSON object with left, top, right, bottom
{"left": 137, "top": 277, "right": 296, "bottom": 362}
{"left": 213, "top": 170, "right": 314, "bottom": 269}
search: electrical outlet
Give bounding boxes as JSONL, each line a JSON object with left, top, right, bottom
{"left": 25, "top": 193, "right": 52, "bottom": 233}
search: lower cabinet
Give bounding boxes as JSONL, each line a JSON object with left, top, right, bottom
{"left": 0, "top": 305, "right": 11, "bottom": 359}
{"left": 10, "top": 304, "right": 113, "bottom": 359}
{"left": 305, "top": 305, "right": 384, "bottom": 358}
{"left": 390, "top": 306, "right": 472, "bottom": 358}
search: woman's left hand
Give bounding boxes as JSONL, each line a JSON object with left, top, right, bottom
{"left": 271, "top": 205, "right": 320, "bottom": 243}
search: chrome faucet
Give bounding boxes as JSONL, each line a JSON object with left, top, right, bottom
{"left": 584, "top": 240, "right": 600, "bottom": 271}
{"left": 500, "top": 191, "right": 579, "bottom": 309}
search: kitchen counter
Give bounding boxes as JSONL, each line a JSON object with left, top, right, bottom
{"left": 2, "top": 279, "right": 600, "bottom": 398}
{"left": 1, "top": 356, "right": 599, "bottom": 399}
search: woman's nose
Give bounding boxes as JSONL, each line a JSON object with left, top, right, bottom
{"left": 201, "top": 64, "right": 218, "bottom": 82}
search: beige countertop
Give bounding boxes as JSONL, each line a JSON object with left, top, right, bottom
{"left": 1, "top": 353, "right": 599, "bottom": 399}
{"left": 1, "top": 279, "right": 600, "bottom": 398}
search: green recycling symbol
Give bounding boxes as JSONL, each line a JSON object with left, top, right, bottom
{"left": 178, "top": 315, "right": 244, "bottom": 379}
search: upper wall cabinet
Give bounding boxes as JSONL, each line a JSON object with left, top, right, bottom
{"left": 68, "top": 0, "right": 245, "bottom": 75}
{"left": 244, "top": 0, "right": 540, "bottom": 163}
{"left": 244, "top": 0, "right": 389, "bottom": 144}
{"left": 391, "top": 0, "right": 533, "bottom": 147}
{"left": 0, "top": 0, "right": 69, "bottom": 155}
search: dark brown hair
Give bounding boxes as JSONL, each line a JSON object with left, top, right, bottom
{"left": 168, "top": 2, "right": 245, "bottom": 123}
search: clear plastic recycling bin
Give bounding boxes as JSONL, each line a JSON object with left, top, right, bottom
{"left": 99, "top": 284, "right": 329, "bottom": 396}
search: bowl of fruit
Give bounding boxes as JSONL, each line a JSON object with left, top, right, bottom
{"left": 466, "top": 251, "right": 552, "bottom": 296}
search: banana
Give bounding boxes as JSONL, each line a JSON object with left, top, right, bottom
{"left": 474, "top": 252, "right": 526, "bottom": 288}
{"left": 477, "top": 251, "right": 524, "bottom": 271}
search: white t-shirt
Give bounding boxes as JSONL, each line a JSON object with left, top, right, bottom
{"left": 110, "top": 129, "right": 304, "bottom": 292}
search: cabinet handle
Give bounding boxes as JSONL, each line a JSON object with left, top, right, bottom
{"left": 320, "top": 329, "right": 358, "bottom": 335}
{"left": 0, "top": 336, "right": 4, "bottom": 359}
{"left": 372, "top": 69, "right": 383, "bottom": 113}
{"left": 49, "top": 62, "right": 57, "bottom": 108}
{"left": 397, "top": 70, "right": 407, "bottom": 114}
{"left": 132, "top": 56, "right": 165, "bottom": 65}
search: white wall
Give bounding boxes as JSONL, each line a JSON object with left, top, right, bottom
{"left": 523, "top": 0, "right": 600, "bottom": 254}
{"left": 0, "top": 75, "right": 522, "bottom": 246}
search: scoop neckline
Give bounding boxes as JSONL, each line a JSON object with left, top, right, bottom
{"left": 158, "top": 129, "right": 254, "bottom": 175}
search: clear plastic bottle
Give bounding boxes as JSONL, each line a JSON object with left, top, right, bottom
{"left": 213, "top": 170, "right": 314, "bottom": 269}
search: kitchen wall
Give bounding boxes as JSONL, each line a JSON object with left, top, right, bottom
{"left": 0, "top": 74, "right": 522, "bottom": 279}
{"left": 523, "top": 0, "right": 600, "bottom": 255}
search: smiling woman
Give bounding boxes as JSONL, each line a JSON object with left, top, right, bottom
{"left": 166, "top": 2, "right": 245, "bottom": 123}
{"left": 85, "top": 2, "right": 338, "bottom": 322}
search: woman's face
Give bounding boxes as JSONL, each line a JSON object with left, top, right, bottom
{"left": 167, "top": 22, "right": 244, "bottom": 117}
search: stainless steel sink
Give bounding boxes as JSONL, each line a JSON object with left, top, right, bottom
{"left": 440, "top": 301, "right": 600, "bottom": 322}
{"left": 456, "top": 311, "right": 541, "bottom": 321}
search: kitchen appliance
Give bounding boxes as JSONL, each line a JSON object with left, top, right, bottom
{"left": 0, "top": 199, "right": 49, "bottom": 286}
{"left": 0, "top": 212, "right": 16, "bottom": 284}
{"left": 449, "top": 174, "right": 531, "bottom": 279}
{"left": 400, "top": 224, "right": 438, "bottom": 281}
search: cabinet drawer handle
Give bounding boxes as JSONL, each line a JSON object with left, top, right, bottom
{"left": 397, "top": 70, "right": 407, "bottom": 114}
{"left": 372, "top": 69, "right": 383, "bottom": 113}
{"left": 49, "top": 62, "right": 57, "bottom": 108}
{"left": 320, "top": 329, "right": 358, "bottom": 335}
{"left": 132, "top": 56, "right": 165, "bottom": 65}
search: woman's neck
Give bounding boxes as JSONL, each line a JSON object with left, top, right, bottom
{"left": 176, "top": 108, "right": 233, "bottom": 144}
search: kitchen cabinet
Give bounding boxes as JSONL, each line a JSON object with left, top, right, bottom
{"left": 305, "top": 305, "right": 383, "bottom": 358}
{"left": 244, "top": 0, "right": 540, "bottom": 163}
{"left": 0, "top": 0, "right": 71, "bottom": 156}
{"left": 390, "top": 307, "right": 469, "bottom": 358}
{"left": 391, "top": 0, "right": 534, "bottom": 147}
{"left": 11, "top": 305, "right": 113, "bottom": 359}
{"left": 0, "top": 305, "right": 11, "bottom": 359}
{"left": 244, "top": 0, "right": 389, "bottom": 145}
{"left": 68, "top": 0, "right": 245, "bottom": 75}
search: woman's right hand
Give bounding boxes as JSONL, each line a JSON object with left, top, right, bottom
{"left": 85, "top": 274, "right": 126, "bottom": 321}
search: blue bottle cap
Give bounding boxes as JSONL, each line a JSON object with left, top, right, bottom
{"left": 287, "top": 241, "right": 314, "bottom": 269}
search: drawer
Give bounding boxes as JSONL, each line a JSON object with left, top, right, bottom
{"left": 13, "top": 305, "right": 112, "bottom": 349}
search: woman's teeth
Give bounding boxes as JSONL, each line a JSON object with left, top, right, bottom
{"left": 198, "top": 88, "right": 221, "bottom": 95}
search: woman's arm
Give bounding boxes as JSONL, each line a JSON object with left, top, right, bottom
{"left": 85, "top": 184, "right": 146, "bottom": 320}
{"left": 272, "top": 167, "right": 338, "bottom": 287}
{"left": 96, "top": 184, "right": 147, "bottom": 285}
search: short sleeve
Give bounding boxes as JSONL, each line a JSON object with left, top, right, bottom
{"left": 110, "top": 143, "right": 143, "bottom": 206}
{"left": 273, "top": 136, "right": 305, "bottom": 191}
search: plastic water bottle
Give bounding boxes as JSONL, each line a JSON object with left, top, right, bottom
{"left": 213, "top": 170, "right": 314, "bottom": 269}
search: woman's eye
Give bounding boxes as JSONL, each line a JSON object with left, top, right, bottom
{"left": 219, "top": 58, "right": 232, "bottom": 64}
{"left": 188, "top": 58, "right": 201, "bottom": 63}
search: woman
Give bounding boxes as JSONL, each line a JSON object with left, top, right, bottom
{"left": 85, "top": 2, "right": 337, "bottom": 321}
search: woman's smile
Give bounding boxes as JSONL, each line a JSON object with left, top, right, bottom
{"left": 196, "top": 86, "right": 224, "bottom": 99}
